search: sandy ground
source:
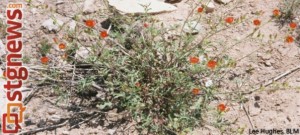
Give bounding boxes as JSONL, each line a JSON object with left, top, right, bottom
{"left": 0, "top": 0, "right": 300, "bottom": 135}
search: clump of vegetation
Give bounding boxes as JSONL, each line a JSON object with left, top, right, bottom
{"left": 278, "top": 0, "right": 300, "bottom": 23}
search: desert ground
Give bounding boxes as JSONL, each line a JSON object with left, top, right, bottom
{"left": 0, "top": 0, "right": 300, "bottom": 135}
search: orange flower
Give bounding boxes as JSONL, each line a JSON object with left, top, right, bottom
{"left": 144, "top": 23, "right": 149, "bottom": 28}
{"left": 85, "top": 19, "right": 96, "bottom": 28}
{"left": 273, "top": 9, "right": 280, "bottom": 17}
{"left": 41, "top": 56, "right": 49, "bottom": 64}
{"left": 207, "top": 60, "right": 217, "bottom": 69}
{"left": 189, "top": 57, "right": 199, "bottom": 64}
{"left": 285, "top": 36, "right": 294, "bottom": 43}
{"left": 197, "top": 7, "right": 203, "bottom": 13}
{"left": 135, "top": 82, "right": 141, "bottom": 87}
{"left": 192, "top": 88, "right": 200, "bottom": 95}
{"left": 289, "top": 22, "right": 297, "bottom": 29}
{"left": 100, "top": 31, "right": 108, "bottom": 38}
{"left": 217, "top": 103, "right": 226, "bottom": 112}
{"left": 58, "top": 43, "right": 66, "bottom": 50}
{"left": 225, "top": 17, "right": 234, "bottom": 24}
{"left": 253, "top": 19, "right": 261, "bottom": 26}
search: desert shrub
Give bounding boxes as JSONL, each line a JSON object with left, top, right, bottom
{"left": 93, "top": 7, "right": 237, "bottom": 135}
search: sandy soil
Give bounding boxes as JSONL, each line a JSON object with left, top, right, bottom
{"left": 0, "top": 0, "right": 300, "bottom": 135}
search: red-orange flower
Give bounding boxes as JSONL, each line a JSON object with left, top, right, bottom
{"left": 225, "top": 17, "right": 234, "bottom": 24}
{"left": 217, "top": 103, "right": 226, "bottom": 112}
{"left": 289, "top": 22, "right": 297, "bottom": 29}
{"left": 100, "top": 31, "right": 108, "bottom": 38}
{"left": 207, "top": 60, "right": 217, "bottom": 69}
{"left": 144, "top": 23, "right": 149, "bottom": 28}
{"left": 189, "top": 57, "right": 199, "bottom": 64}
{"left": 58, "top": 43, "right": 66, "bottom": 50}
{"left": 41, "top": 56, "right": 49, "bottom": 64}
{"left": 273, "top": 9, "right": 280, "bottom": 17}
{"left": 197, "top": 7, "right": 203, "bottom": 13}
{"left": 85, "top": 19, "right": 96, "bottom": 28}
{"left": 285, "top": 36, "right": 294, "bottom": 43}
{"left": 192, "top": 88, "right": 200, "bottom": 95}
{"left": 253, "top": 19, "right": 261, "bottom": 26}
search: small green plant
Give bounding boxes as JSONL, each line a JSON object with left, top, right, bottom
{"left": 39, "top": 39, "right": 51, "bottom": 56}
{"left": 281, "top": 0, "right": 300, "bottom": 21}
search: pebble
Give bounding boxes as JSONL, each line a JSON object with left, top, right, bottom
{"left": 264, "top": 61, "right": 272, "bottom": 67}
{"left": 215, "top": 0, "right": 232, "bottom": 4}
{"left": 56, "top": 0, "right": 64, "bottom": 5}
{"left": 48, "top": 108, "right": 56, "bottom": 115}
{"left": 83, "top": 0, "right": 98, "bottom": 14}
{"left": 42, "top": 18, "right": 64, "bottom": 32}
{"left": 261, "top": 54, "right": 271, "bottom": 60}
{"left": 48, "top": 115, "right": 61, "bottom": 124}
{"left": 75, "top": 47, "right": 91, "bottom": 60}
{"left": 107, "top": 129, "right": 116, "bottom": 135}
{"left": 203, "top": 2, "right": 215, "bottom": 13}
{"left": 296, "top": 78, "right": 300, "bottom": 82}
{"left": 183, "top": 21, "right": 204, "bottom": 34}
{"left": 69, "top": 20, "right": 77, "bottom": 31}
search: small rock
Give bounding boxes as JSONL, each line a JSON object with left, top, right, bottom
{"left": 75, "top": 47, "right": 91, "bottom": 60}
{"left": 205, "top": 79, "right": 213, "bottom": 87}
{"left": 62, "top": 131, "right": 70, "bottom": 135}
{"left": 296, "top": 78, "right": 300, "bottom": 82}
{"left": 261, "top": 54, "right": 271, "bottom": 60}
{"left": 56, "top": 0, "right": 64, "bottom": 5}
{"left": 48, "top": 108, "right": 56, "bottom": 115}
{"left": 214, "top": 0, "right": 232, "bottom": 4}
{"left": 83, "top": 0, "right": 98, "bottom": 14}
{"left": 108, "top": 0, "right": 177, "bottom": 14}
{"left": 107, "top": 129, "right": 116, "bottom": 135}
{"left": 69, "top": 20, "right": 76, "bottom": 31}
{"left": 42, "top": 18, "right": 64, "bottom": 32}
{"left": 203, "top": 2, "right": 215, "bottom": 13}
{"left": 183, "top": 21, "right": 204, "bottom": 34}
{"left": 264, "top": 59, "right": 275, "bottom": 67}
{"left": 48, "top": 115, "right": 61, "bottom": 124}
{"left": 264, "top": 61, "right": 272, "bottom": 67}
